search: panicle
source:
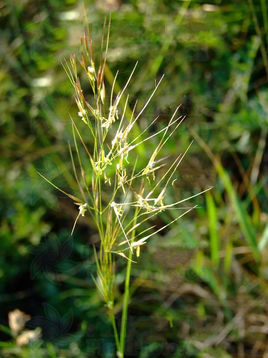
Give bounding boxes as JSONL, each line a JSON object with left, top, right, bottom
{"left": 62, "top": 29, "right": 209, "bottom": 268}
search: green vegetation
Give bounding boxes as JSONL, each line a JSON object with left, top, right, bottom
{"left": 0, "top": 1, "right": 267, "bottom": 357}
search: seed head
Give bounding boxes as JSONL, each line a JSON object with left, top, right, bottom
{"left": 79, "top": 203, "right": 87, "bottom": 216}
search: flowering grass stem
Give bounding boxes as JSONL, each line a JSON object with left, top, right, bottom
{"left": 39, "top": 21, "right": 210, "bottom": 357}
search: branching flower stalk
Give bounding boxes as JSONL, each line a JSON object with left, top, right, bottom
{"left": 40, "top": 20, "right": 211, "bottom": 358}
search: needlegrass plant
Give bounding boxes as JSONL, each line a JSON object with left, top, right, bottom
{"left": 39, "top": 20, "right": 210, "bottom": 357}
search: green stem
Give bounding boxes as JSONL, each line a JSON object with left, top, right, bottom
{"left": 111, "top": 313, "right": 120, "bottom": 352}
{"left": 119, "top": 250, "right": 133, "bottom": 357}
{"left": 118, "top": 207, "right": 138, "bottom": 357}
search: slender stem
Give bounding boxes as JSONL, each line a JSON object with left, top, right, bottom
{"left": 110, "top": 312, "right": 120, "bottom": 352}
{"left": 118, "top": 208, "right": 138, "bottom": 357}
{"left": 119, "top": 250, "right": 133, "bottom": 357}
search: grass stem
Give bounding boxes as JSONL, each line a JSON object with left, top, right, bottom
{"left": 119, "top": 250, "right": 133, "bottom": 357}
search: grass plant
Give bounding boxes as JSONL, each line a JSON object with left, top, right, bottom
{"left": 39, "top": 19, "right": 210, "bottom": 357}
{"left": 1, "top": 1, "right": 267, "bottom": 356}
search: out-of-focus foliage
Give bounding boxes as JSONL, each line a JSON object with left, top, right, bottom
{"left": 0, "top": 0, "right": 267, "bottom": 357}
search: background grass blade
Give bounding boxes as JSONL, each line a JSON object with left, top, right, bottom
{"left": 206, "top": 191, "right": 220, "bottom": 268}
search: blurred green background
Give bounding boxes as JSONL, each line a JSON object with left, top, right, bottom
{"left": 0, "top": 0, "right": 267, "bottom": 357}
